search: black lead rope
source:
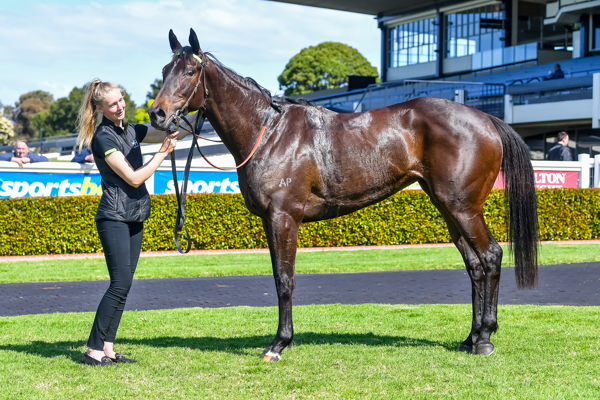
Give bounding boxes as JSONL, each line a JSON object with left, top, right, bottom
{"left": 170, "top": 113, "right": 206, "bottom": 254}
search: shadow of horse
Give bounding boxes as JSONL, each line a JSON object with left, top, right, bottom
{"left": 0, "top": 333, "right": 461, "bottom": 363}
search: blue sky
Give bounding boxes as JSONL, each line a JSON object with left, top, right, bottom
{"left": 0, "top": 0, "right": 380, "bottom": 107}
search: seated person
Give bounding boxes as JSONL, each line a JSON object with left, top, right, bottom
{"left": 545, "top": 64, "right": 564, "bottom": 80}
{"left": 71, "top": 148, "right": 94, "bottom": 163}
{"left": 0, "top": 140, "right": 48, "bottom": 166}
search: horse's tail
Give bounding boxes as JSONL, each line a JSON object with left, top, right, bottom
{"left": 489, "top": 115, "right": 539, "bottom": 288}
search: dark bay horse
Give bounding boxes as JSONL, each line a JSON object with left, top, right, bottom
{"left": 149, "top": 29, "right": 538, "bottom": 361}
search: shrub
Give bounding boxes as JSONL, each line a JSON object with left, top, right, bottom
{"left": 0, "top": 189, "right": 598, "bottom": 256}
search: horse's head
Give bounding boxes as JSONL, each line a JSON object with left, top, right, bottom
{"left": 149, "top": 28, "right": 207, "bottom": 130}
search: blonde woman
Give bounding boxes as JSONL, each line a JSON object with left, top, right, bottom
{"left": 77, "top": 79, "right": 180, "bottom": 366}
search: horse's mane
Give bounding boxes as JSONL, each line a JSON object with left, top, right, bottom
{"left": 175, "top": 47, "right": 319, "bottom": 111}
{"left": 202, "top": 52, "right": 281, "bottom": 111}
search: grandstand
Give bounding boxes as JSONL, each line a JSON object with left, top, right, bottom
{"left": 272, "top": 0, "right": 600, "bottom": 160}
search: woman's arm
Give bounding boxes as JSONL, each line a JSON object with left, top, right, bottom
{"left": 106, "top": 133, "right": 178, "bottom": 188}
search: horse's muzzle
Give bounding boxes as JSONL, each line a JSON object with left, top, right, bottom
{"left": 148, "top": 106, "right": 172, "bottom": 130}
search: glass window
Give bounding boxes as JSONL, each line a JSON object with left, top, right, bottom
{"left": 388, "top": 17, "right": 439, "bottom": 67}
{"left": 446, "top": 5, "right": 505, "bottom": 59}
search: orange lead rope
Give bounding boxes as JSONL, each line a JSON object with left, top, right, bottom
{"left": 195, "top": 108, "right": 273, "bottom": 171}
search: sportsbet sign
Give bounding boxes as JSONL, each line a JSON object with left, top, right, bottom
{"left": 0, "top": 159, "right": 586, "bottom": 199}
{"left": 0, "top": 163, "right": 240, "bottom": 199}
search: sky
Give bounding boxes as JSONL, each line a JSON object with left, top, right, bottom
{"left": 0, "top": 0, "right": 381, "bottom": 108}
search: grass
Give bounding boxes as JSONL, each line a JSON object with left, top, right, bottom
{"left": 0, "top": 242, "right": 599, "bottom": 283}
{"left": 0, "top": 304, "right": 598, "bottom": 399}
{"left": 1, "top": 242, "right": 599, "bottom": 399}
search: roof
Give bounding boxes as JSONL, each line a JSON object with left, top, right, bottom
{"left": 268, "top": 0, "right": 469, "bottom": 17}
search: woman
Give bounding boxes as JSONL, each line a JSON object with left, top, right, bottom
{"left": 76, "top": 79, "right": 181, "bottom": 366}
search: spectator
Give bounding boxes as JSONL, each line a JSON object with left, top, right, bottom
{"left": 71, "top": 148, "right": 94, "bottom": 163}
{"left": 548, "top": 131, "right": 573, "bottom": 161}
{"left": 546, "top": 64, "right": 565, "bottom": 80}
{"left": 0, "top": 140, "right": 48, "bottom": 166}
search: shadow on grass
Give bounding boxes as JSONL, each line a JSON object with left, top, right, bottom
{"left": 0, "top": 332, "right": 462, "bottom": 363}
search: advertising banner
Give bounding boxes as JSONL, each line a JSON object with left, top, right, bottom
{"left": 0, "top": 171, "right": 103, "bottom": 198}
{"left": 152, "top": 170, "right": 240, "bottom": 194}
{"left": 0, "top": 168, "right": 240, "bottom": 198}
{"left": 493, "top": 170, "right": 580, "bottom": 189}
{"left": 0, "top": 164, "right": 581, "bottom": 198}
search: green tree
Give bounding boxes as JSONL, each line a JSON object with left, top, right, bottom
{"left": 135, "top": 79, "right": 163, "bottom": 123}
{"left": 278, "top": 42, "right": 379, "bottom": 96}
{"left": 146, "top": 79, "right": 163, "bottom": 102}
{"left": 32, "top": 87, "right": 85, "bottom": 136}
{"left": 122, "top": 89, "right": 138, "bottom": 123}
{"left": 14, "top": 91, "right": 54, "bottom": 139}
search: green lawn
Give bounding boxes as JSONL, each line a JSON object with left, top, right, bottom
{"left": 1, "top": 304, "right": 598, "bottom": 399}
{"left": 0, "top": 242, "right": 599, "bottom": 283}
{"left": 1, "top": 243, "right": 599, "bottom": 399}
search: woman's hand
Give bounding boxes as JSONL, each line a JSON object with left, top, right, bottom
{"left": 158, "top": 132, "right": 178, "bottom": 154}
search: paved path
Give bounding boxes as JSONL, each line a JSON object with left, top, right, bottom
{"left": 2, "top": 262, "right": 599, "bottom": 317}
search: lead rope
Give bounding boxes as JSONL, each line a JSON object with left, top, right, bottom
{"left": 169, "top": 113, "right": 205, "bottom": 253}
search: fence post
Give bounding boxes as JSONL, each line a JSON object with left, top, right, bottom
{"left": 454, "top": 89, "right": 465, "bottom": 104}
{"left": 593, "top": 73, "right": 600, "bottom": 129}
{"left": 595, "top": 155, "right": 600, "bottom": 188}
{"left": 579, "top": 153, "right": 591, "bottom": 188}
{"left": 504, "top": 94, "right": 513, "bottom": 124}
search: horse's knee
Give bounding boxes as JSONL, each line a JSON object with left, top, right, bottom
{"left": 275, "top": 273, "right": 295, "bottom": 298}
{"left": 484, "top": 243, "right": 503, "bottom": 277}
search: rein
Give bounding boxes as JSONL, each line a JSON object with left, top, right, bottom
{"left": 169, "top": 114, "right": 203, "bottom": 254}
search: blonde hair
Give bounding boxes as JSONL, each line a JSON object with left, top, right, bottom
{"left": 76, "top": 79, "right": 122, "bottom": 151}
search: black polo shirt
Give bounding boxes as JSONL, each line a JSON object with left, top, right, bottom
{"left": 91, "top": 117, "right": 151, "bottom": 222}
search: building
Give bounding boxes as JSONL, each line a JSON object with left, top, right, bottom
{"left": 271, "top": 0, "right": 600, "bottom": 160}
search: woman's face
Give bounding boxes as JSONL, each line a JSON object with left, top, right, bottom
{"left": 97, "top": 88, "right": 126, "bottom": 126}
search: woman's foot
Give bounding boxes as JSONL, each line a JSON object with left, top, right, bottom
{"left": 108, "top": 353, "right": 137, "bottom": 363}
{"left": 81, "top": 351, "right": 115, "bottom": 366}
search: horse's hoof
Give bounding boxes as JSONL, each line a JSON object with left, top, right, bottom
{"left": 262, "top": 350, "right": 281, "bottom": 362}
{"left": 474, "top": 342, "right": 495, "bottom": 356}
{"left": 457, "top": 342, "right": 474, "bottom": 353}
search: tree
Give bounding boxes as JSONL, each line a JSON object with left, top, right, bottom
{"left": 146, "top": 79, "right": 163, "bottom": 102}
{"left": 28, "top": 85, "right": 138, "bottom": 137}
{"left": 0, "top": 108, "right": 14, "bottom": 144}
{"left": 136, "top": 79, "right": 163, "bottom": 123}
{"left": 13, "top": 91, "right": 54, "bottom": 139}
{"left": 278, "top": 42, "right": 379, "bottom": 96}
{"left": 32, "top": 87, "right": 84, "bottom": 136}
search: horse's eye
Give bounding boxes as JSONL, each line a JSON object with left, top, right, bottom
{"left": 186, "top": 69, "right": 196, "bottom": 77}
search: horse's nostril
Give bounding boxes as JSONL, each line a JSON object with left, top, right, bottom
{"left": 150, "top": 108, "right": 166, "bottom": 123}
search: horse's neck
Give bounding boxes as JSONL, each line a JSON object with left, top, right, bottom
{"left": 204, "top": 62, "right": 270, "bottom": 161}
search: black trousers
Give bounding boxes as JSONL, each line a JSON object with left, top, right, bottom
{"left": 87, "top": 219, "right": 144, "bottom": 351}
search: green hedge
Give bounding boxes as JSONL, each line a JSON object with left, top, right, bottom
{"left": 1, "top": 189, "right": 599, "bottom": 256}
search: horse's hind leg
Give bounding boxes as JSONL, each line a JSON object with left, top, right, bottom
{"left": 445, "top": 212, "right": 503, "bottom": 355}
{"left": 422, "top": 179, "right": 503, "bottom": 355}
{"left": 260, "top": 209, "right": 301, "bottom": 362}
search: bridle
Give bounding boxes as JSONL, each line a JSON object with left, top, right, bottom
{"left": 171, "top": 52, "right": 208, "bottom": 131}
{"left": 166, "top": 51, "right": 272, "bottom": 253}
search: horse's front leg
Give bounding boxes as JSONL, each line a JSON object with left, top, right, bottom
{"left": 261, "top": 209, "right": 301, "bottom": 362}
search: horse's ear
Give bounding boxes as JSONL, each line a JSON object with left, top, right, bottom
{"left": 169, "top": 29, "right": 182, "bottom": 53}
{"left": 189, "top": 28, "right": 201, "bottom": 54}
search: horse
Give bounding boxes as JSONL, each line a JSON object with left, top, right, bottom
{"left": 149, "top": 28, "right": 539, "bottom": 361}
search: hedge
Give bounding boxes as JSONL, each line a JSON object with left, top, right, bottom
{"left": 1, "top": 189, "right": 599, "bottom": 256}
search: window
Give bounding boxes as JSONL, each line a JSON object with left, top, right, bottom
{"left": 446, "top": 5, "right": 505, "bottom": 58}
{"left": 389, "top": 17, "right": 439, "bottom": 67}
